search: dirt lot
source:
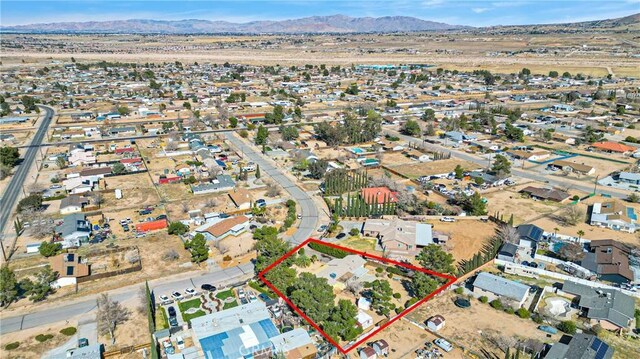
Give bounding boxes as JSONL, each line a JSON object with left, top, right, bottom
{"left": 387, "top": 159, "right": 481, "bottom": 179}
{"left": 482, "top": 183, "right": 569, "bottom": 225}
{"left": 0, "top": 319, "right": 76, "bottom": 359}
{"left": 424, "top": 220, "right": 497, "bottom": 263}
{"left": 100, "top": 173, "right": 160, "bottom": 208}
{"left": 406, "top": 291, "right": 560, "bottom": 358}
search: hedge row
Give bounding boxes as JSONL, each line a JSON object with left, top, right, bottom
{"left": 308, "top": 242, "right": 348, "bottom": 259}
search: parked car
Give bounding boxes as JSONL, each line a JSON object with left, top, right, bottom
{"left": 440, "top": 217, "right": 456, "bottom": 222}
{"left": 256, "top": 199, "right": 267, "bottom": 207}
{"left": 78, "top": 338, "right": 89, "bottom": 348}
{"left": 176, "top": 336, "right": 185, "bottom": 350}
{"left": 317, "top": 225, "right": 328, "bottom": 232}
{"left": 163, "top": 339, "right": 175, "bottom": 354}
{"left": 156, "top": 214, "right": 167, "bottom": 220}
{"left": 167, "top": 306, "right": 176, "bottom": 317}
{"left": 258, "top": 293, "right": 270, "bottom": 302}
{"left": 185, "top": 288, "right": 196, "bottom": 296}
{"left": 201, "top": 284, "right": 216, "bottom": 292}
{"left": 159, "top": 295, "right": 171, "bottom": 304}
{"left": 171, "top": 291, "right": 182, "bottom": 300}
{"left": 336, "top": 233, "right": 346, "bottom": 239}
{"left": 297, "top": 214, "right": 302, "bottom": 219}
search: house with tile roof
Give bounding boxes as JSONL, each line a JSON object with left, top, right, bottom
{"left": 50, "top": 253, "right": 90, "bottom": 287}
{"left": 361, "top": 187, "right": 398, "bottom": 205}
{"left": 193, "top": 215, "right": 250, "bottom": 241}
{"left": 228, "top": 188, "right": 253, "bottom": 209}
{"left": 317, "top": 255, "right": 376, "bottom": 292}
{"left": 591, "top": 141, "right": 636, "bottom": 154}
{"left": 580, "top": 239, "right": 634, "bottom": 284}
{"left": 589, "top": 201, "right": 638, "bottom": 233}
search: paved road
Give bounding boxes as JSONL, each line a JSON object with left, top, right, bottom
{"left": 0, "top": 262, "right": 254, "bottom": 335}
{"left": 223, "top": 131, "right": 318, "bottom": 244}
{"left": 384, "top": 129, "right": 630, "bottom": 199}
{"left": 0, "top": 105, "right": 54, "bottom": 237}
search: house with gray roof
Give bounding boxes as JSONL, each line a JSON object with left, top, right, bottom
{"left": 561, "top": 281, "right": 635, "bottom": 331}
{"left": 54, "top": 213, "right": 92, "bottom": 248}
{"left": 317, "top": 255, "right": 376, "bottom": 289}
{"left": 617, "top": 171, "right": 640, "bottom": 185}
{"left": 472, "top": 272, "right": 531, "bottom": 308}
{"left": 191, "top": 175, "right": 235, "bottom": 195}
{"left": 545, "top": 334, "right": 614, "bottom": 359}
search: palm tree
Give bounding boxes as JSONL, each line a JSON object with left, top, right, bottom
{"left": 553, "top": 227, "right": 560, "bottom": 238}
{"left": 576, "top": 230, "right": 585, "bottom": 239}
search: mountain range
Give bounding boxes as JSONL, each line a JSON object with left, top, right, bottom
{"left": 2, "top": 13, "right": 638, "bottom": 34}
{"left": 1, "top": 15, "right": 465, "bottom": 34}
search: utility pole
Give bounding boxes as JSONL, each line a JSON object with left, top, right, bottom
{"left": 593, "top": 175, "right": 599, "bottom": 195}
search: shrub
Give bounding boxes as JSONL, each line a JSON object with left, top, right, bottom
{"left": 393, "top": 293, "right": 401, "bottom": 299}
{"left": 490, "top": 299, "right": 503, "bottom": 310}
{"left": 349, "top": 228, "right": 360, "bottom": 236}
{"left": 223, "top": 255, "right": 232, "bottom": 262}
{"left": 395, "top": 307, "right": 403, "bottom": 315}
{"left": 454, "top": 287, "right": 464, "bottom": 295}
{"left": 479, "top": 296, "right": 488, "bottom": 303}
{"left": 532, "top": 314, "right": 544, "bottom": 324}
{"left": 363, "top": 282, "right": 372, "bottom": 288}
{"left": 558, "top": 320, "right": 577, "bottom": 334}
{"left": 5, "top": 342, "right": 19, "bottom": 350}
{"left": 571, "top": 195, "right": 580, "bottom": 201}
{"left": 405, "top": 297, "right": 419, "bottom": 308}
{"left": 35, "top": 334, "right": 54, "bottom": 342}
{"left": 376, "top": 267, "right": 384, "bottom": 273}
{"left": 516, "top": 308, "right": 530, "bottom": 319}
{"left": 308, "top": 242, "right": 348, "bottom": 258}
{"left": 60, "top": 327, "right": 77, "bottom": 336}
{"left": 504, "top": 307, "right": 515, "bottom": 314}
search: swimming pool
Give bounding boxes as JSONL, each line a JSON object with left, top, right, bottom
{"left": 552, "top": 242, "right": 566, "bottom": 253}
{"left": 351, "top": 147, "right": 364, "bottom": 154}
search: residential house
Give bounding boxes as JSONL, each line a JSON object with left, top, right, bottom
{"left": 361, "top": 187, "right": 398, "bottom": 205}
{"left": 228, "top": 189, "right": 253, "bottom": 210}
{"left": 545, "top": 334, "right": 613, "bottom": 359}
{"left": 472, "top": 272, "right": 531, "bottom": 308}
{"left": 548, "top": 160, "right": 595, "bottom": 176}
{"left": 317, "top": 255, "right": 375, "bottom": 291}
{"left": 617, "top": 172, "right": 640, "bottom": 186}
{"left": 561, "top": 281, "right": 635, "bottom": 331}
{"left": 79, "top": 167, "right": 112, "bottom": 178}
{"left": 67, "top": 146, "right": 97, "bottom": 166}
{"left": 363, "top": 218, "right": 440, "bottom": 258}
{"left": 507, "top": 150, "right": 550, "bottom": 162}
{"left": 191, "top": 302, "right": 314, "bottom": 359}
{"left": 589, "top": 201, "right": 638, "bottom": 233}
{"left": 62, "top": 176, "right": 99, "bottom": 194}
{"left": 591, "top": 141, "right": 636, "bottom": 154}
{"left": 497, "top": 242, "right": 518, "bottom": 263}
{"left": 426, "top": 315, "right": 446, "bottom": 332}
{"left": 403, "top": 148, "right": 430, "bottom": 162}
{"left": 519, "top": 186, "right": 570, "bottom": 202}
{"left": 357, "top": 310, "right": 374, "bottom": 330}
{"left": 193, "top": 215, "right": 250, "bottom": 241}
{"left": 54, "top": 213, "right": 92, "bottom": 248}
{"left": 444, "top": 131, "right": 476, "bottom": 143}
{"left": 510, "top": 224, "right": 544, "bottom": 262}
{"left": 49, "top": 344, "right": 103, "bottom": 359}
{"left": 191, "top": 175, "right": 235, "bottom": 195}
{"left": 580, "top": 239, "right": 634, "bottom": 284}
{"left": 50, "top": 253, "right": 90, "bottom": 287}
{"left": 59, "top": 195, "right": 89, "bottom": 215}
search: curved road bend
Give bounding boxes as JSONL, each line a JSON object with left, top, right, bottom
{"left": 222, "top": 131, "right": 318, "bottom": 244}
{"left": 0, "top": 105, "right": 55, "bottom": 237}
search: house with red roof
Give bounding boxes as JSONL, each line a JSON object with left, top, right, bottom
{"left": 591, "top": 141, "right": 636, "bottom": 154}
{"left": 361, "top": 187, "right": 398, "bottom": 205}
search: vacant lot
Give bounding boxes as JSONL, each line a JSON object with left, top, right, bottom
{"left": 101, "top": 173, "right": 160, "bottom": 207}
{"left": 407, "top": 291, "right": 559, "bottom": 358}
{"left": 482, "top": 183, "right": 567, "bottom": 225}
{"left": 387, "top": 159, "right": 480, "bottom": 179}
{"left": 424, "top": 219, "right": 497, "bottom": 263}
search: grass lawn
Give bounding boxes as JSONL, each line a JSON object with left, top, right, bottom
{"left": 156, "top": 307, "right": 169, "bottom": 330}
{"left": 248, "top": 281, "right": 274, "bottom": 299}
{"left": 215, "top": 289, "right": 235, "bottom": 300}
{"left": 177, "top": 298, "right": 206, "bottom": 323}
{"left": 338, "top": 236, "right": 377, "bottom": 252}
{"left": 223, "top": 300, "right": 239, "bottom": 310}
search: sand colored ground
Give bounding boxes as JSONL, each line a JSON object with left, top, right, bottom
{"left": 387, "top": 159, "right": 481, "bottom": 179}
{"left": 0, "top": 319, "right": 77, "bottom": 359}
{"left": 482, "top": 183, "right": 568, "bottom": 225}
{"left": 424, "top": 220, "right": 497, "bottom": 263}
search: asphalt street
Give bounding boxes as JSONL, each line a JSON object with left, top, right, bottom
{"left": 223, "top": 131, "right": 318, "bottom": 244}
{"left": 0, "top": 105, "right": 54, "bottom": 237}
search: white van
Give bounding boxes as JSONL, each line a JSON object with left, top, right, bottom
{"left": 434, "top": 338, "right": 453, "bottom": 352}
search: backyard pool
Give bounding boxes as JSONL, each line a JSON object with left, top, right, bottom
{"left": 351, "top": 147, "right": 365, "bottom": 154}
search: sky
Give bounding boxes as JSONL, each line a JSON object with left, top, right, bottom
{"left": 1, "top": 0, "right": 639, "bottom": 27}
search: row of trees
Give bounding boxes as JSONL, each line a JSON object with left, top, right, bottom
{"left": 314, "top": 111, "right": 381, "bottom": 146}
{"left": 330, "top": 192, "right": 397, "bottom": 218}
{"left": 323, "top": 169, "right": 368, "bottom": 196}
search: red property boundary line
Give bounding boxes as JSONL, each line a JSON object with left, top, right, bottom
{"left": 258, "top": 238, "right": 456, "bottom": 354}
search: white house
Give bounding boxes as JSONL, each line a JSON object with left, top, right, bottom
{"left": 426, "top": 315, "right": 446, "bottom": 331}
{"left": 357, "top": 310, "right": 373, "bottom": 330}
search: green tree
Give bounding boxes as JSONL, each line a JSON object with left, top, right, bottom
{"left": 17, "top": 194, "right": 42, "bottom": 213}
{"left": 491, "top": 154, "right": 511, "bottom": 178}
{"left": 410, "top": 272, "right": 440, "bottom": 298}
{"left": 39, "top": 241, "right": 62, "bottom": 257}
{"left": 167, "top": 222, "right": 188, "bottom": 235}
{"left": 421, "top": 109, "right": 436, "bottom": 122}
{"left": 229, "top": 117, "right": 238, "bottom": 128}
{"left": 462, "top": 191, "right": 487, "bottom": 216}
{"left": 280, "top": 125, "right": 299, "bottom": 141}
{"left": 402, "top": 120, "right": 421, "bottom": 137}
{"left": 255, "top": 125, "right": 268, "bottom": 146}
{"left": 184, "top": 233, "right": 208, "bottom": 263}
{"left": 255, "top": 165, "right": 261, "bottom": 179}
{"left": 0, "top": 146, "right": 20, "bottom": 167}
{"left": 549, "top": 71, "right": 559, "bottom": 78}
{"left": 454, "top": 164, "right": 464, "bottom": 179}
{"left": 117, "top": 106, "right": 130, "bottom": 116}
{"left": 558, "top": 320, "right": 577, "bottom": 334}
{"left": 369, "top": 279, "right": 394, "bottom": 316}
{"left": 308, "top": 160, "right": 328, "bottom": 179}
{"left": 255, "top": 235, "right": 291, "bottom": 273}
{"left": 20, "top": 265, "right": 58, "bottom": 302}
{"left": 416, "top": 244, "right": 455, "bottom": 274}
{"left": 288, "top": 272, "right": 335, "bottom": 323}
{"left": 111, "top": 163, "right": 126, "bottom": 175}
{"left": 0, "top": 265, "right": 18, "bottom": 307}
